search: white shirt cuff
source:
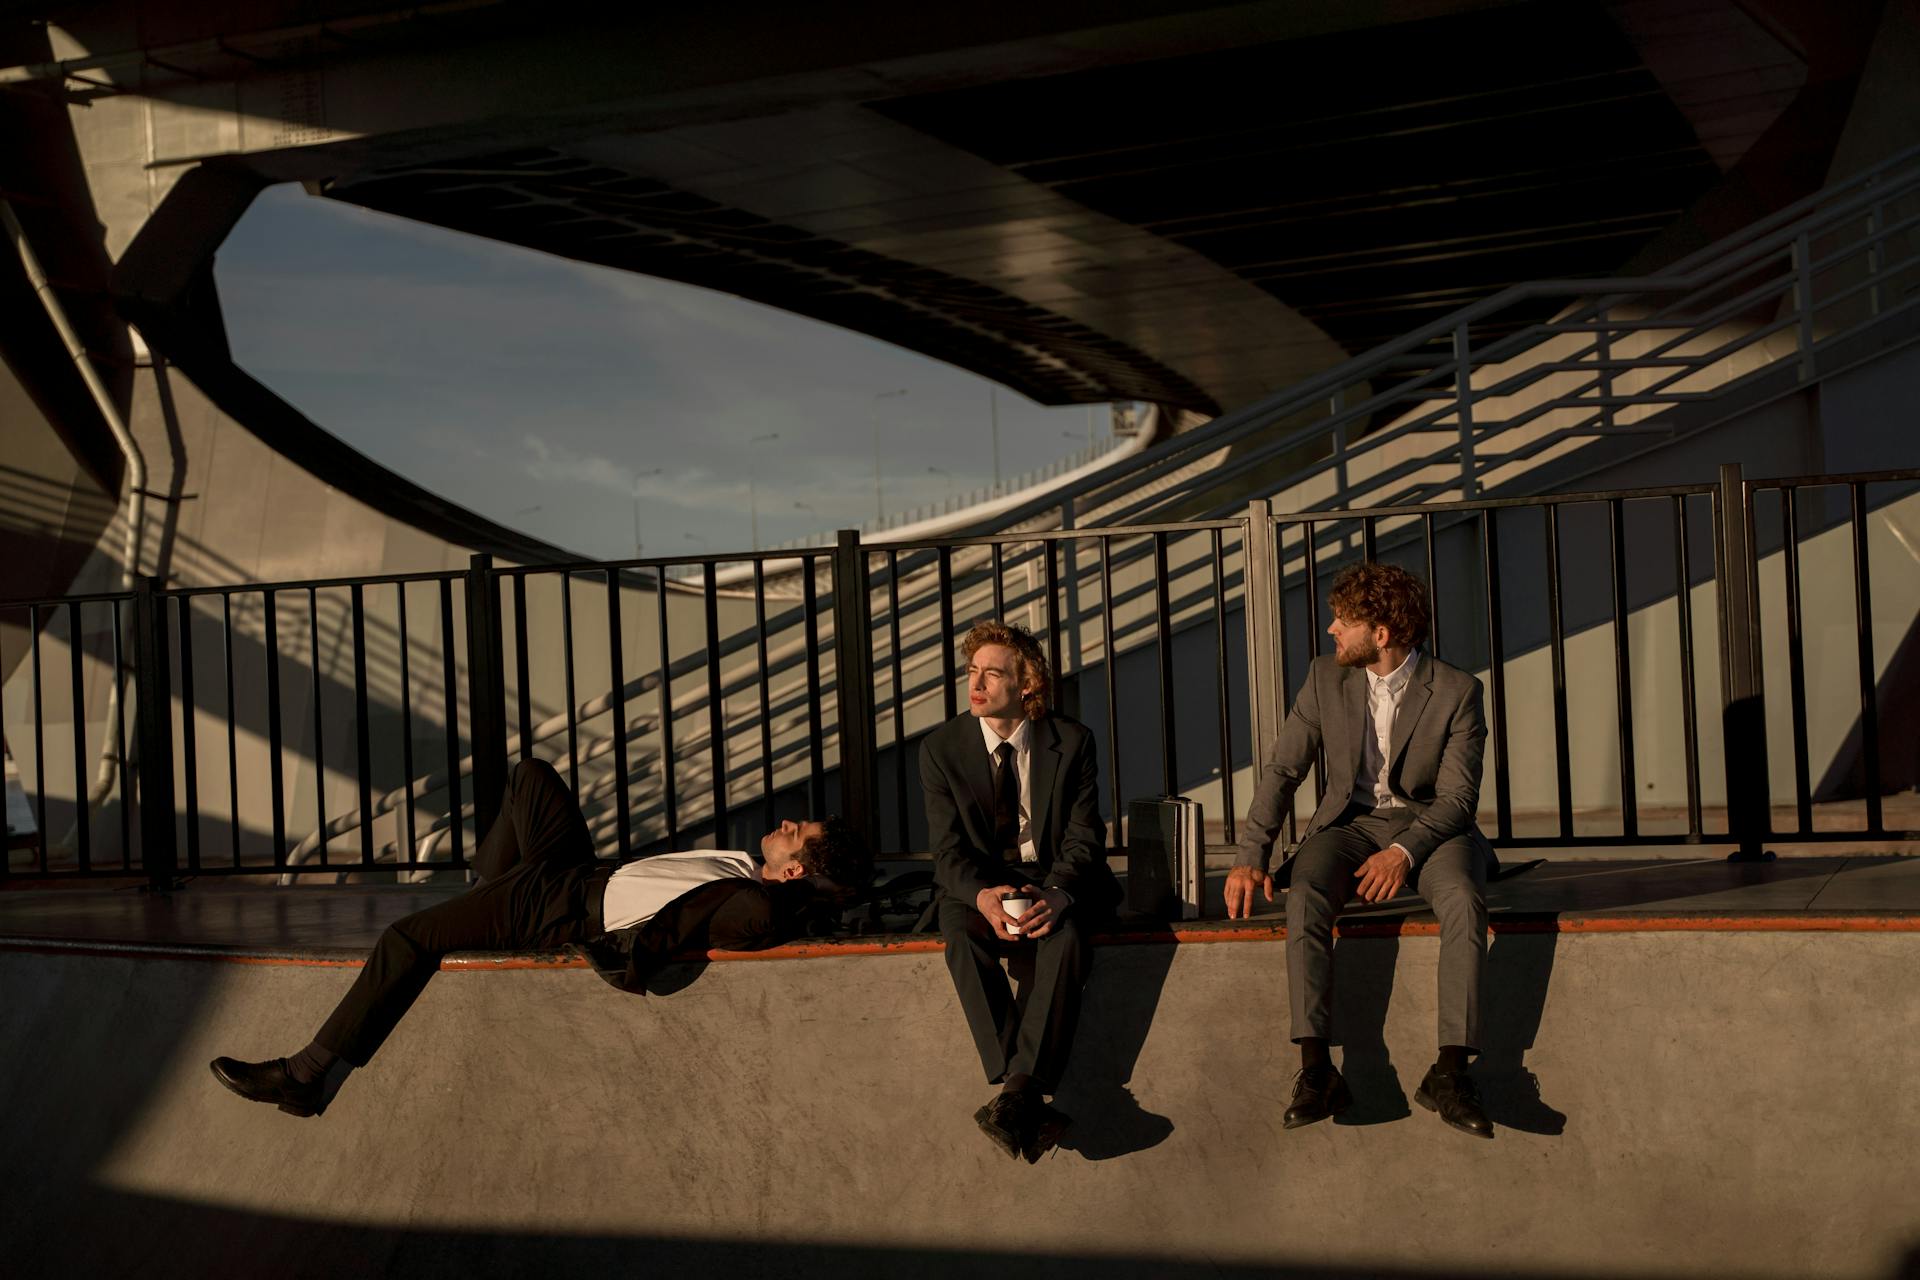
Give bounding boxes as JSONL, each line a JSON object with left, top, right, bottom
{"left": 1392, "top": 843, "right": 1414, "bottom": 870}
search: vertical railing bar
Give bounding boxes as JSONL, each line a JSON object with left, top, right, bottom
{"left": 67, "top": 601, "right": 91, "bottom": 872}
{"left": 1361, "top": 515, "right": 1378, "bottom": 563}
{"left": 1851, "top": 482, "right": 1883, "bottom": 832}
{"left": 1211, "top": 527, "right": 1236, "bottom": 846}
{"left": 609, "top": 567, "right": 635, "bottom": 853}
{"left": 702, "top": 562, "right": 729, "bottom": 846}
{"left": 30, "top": 604, "right": 46, "bottom": 872}
{"left": 265, "top": 590, "right": 287, "bottom": 866}
{"left": 1782, "top": 489, "right": 1812, "bottom": 834}
{"left": 888, "top": 549, "right": 909, "bottom": 853}
{"left": 174, "top": 597, "right": 197, "bottom": 872}
{"left": 938, "top": 548, "right": 957, "bottom": 720}
{"left": 560, "top": 574, "right": 578, "bottom": 794}
{"left": 513, "top": 574, "right": 532, "bottom": 763}
{"left": 1302, "top": 521, "right": 1327, "bottom": 806}
{"left": 1673, "top": 496, "right": 1703, "bottom": 837}
{"left": 308, "top": 587, "right": 327, "bottom": 868}
{"left": 1545, "top": 506, "right": 1573, "bottom": 839}
{"left": 436, "top": 579, "right": 463, "bottom": 867}
{"left": 753, "top": 560, "right": 776, "bottom": 835}
{"left": 121, "top": 598, "right": 136, "bottom": 869}
{"left": 1423, "top": 511, "right": 1441, "bottom": 659}
{"left": 1272, "top": 519, "right": 1296, "bottom": 850}
{"left": 991, "top": 541, "right": 1006, "bottom": 619}
{"left": 801, "top": 558, "right": 827, "bottom": 816}
{"left": 1153, "top": 532, "right": 1178, "bottom": 795}
{"left": 1608, "top": 498, "right": 1638, "bottom": 839}
{"left": 1482, "top": 508, "right": 1512, "bottom": 842}
{"left": 350, "top": 584, "right": 374, "bottom": 867}
{"left": 1043, "top": 539, "right": 1063, "bottom": 704}
{"left": 396, "top": 584, "right": 417, "bottom": 866}
{"left": 1099, "top": 535, "right": 1121, "bottom": 848}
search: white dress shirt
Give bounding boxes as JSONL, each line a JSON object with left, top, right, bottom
{"left": 978, "top": 716, "right": 1038, "bottom": 862}
{"left": 599, "top": 849, "right": 758, "bottom": 931}
{"left": 1351, "top": 649, "right": 1420, "bottom": 868}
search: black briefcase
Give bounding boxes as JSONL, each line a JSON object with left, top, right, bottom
{"left": 1125, "top": 795, "right": 1204, "bottom": 920}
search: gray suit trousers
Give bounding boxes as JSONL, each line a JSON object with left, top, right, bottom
{"left": 1285, "top": 804, "right": 1489, "bottom": 1050}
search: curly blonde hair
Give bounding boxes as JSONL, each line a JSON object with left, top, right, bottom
{"left": 960, "top": 619, "right": 1051, "bottom": 721}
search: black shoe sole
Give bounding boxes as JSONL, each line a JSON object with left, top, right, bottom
{"left": 209, "top": 1059, "right": 321, "bottom": 1118}
{"left": 1413, "top": 1085, "right": 1493, "bottom": 1138}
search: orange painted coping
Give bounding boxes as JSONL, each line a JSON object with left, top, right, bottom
{"left": 2, "top": 911, "right": 1917, "bottom": 970}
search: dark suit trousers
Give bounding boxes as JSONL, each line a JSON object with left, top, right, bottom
{"left": 315, "top": 759, "right": 606, "bottom": 1066}
{"left": 938, "top": 892, "right": 1094, "bottom": 1094}
{"left": 1285, "top": 804, "right": 1489, "bottom": 1051}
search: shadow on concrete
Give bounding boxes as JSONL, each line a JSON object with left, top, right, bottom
{"left": 1052, "top": 938, "right": 1177, "bottom": 1161}
{"left": 1330, "top": 932, "right": 1411, "bottom": 1125}
{"left": 1324, "top": 920, "right": 1563, "bottom": 1135}
{"left": 37, "top": 1189, "right": 1878, "bottom": 1280}
{"left": 1478, "top": 929, "right": 1566, "bottom": 1136}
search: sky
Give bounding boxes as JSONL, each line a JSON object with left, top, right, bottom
{"left": 214, "top": 184, "right": 1116, "bottom": 558}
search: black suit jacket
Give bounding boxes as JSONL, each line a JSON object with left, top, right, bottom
{"left": 920, "top": 711, "right": 1115, "bottom": 910}
{"left": 590, "top": 876, "right": 820, "bottom": 994}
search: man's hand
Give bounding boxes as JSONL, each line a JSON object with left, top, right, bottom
{"left": 1017, "top": 886, "right": 1073, "bottom": 939}
{"left": 975, "top": 885, "right": 1021, "bottom": 942}
{"left": 1353, "top": 848, "right": 1410, "bottom": 904}
{"left": 1225, "top": 866, "right": 1274, "bottom": 919}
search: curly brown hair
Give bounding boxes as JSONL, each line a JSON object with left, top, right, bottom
{"left": 960, "top": 619, "right": 1051, "bottom": 721}
{"left": 798, "top": 816, "right": 872, "bottom": 889}
{"left": 1327, "top": 561, "right": 1431, "bottom": 649}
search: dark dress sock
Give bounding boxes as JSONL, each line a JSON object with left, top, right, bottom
{"left": 1300, "top": 1037, "right": 1333, "bottom": 1069}
{"left": 1438, "top": 1044, "right": 1471, "bottom": 1073}
{"left": 1002, "top": 1073, "right": 1038, "bottom": 1097}
{"left": 287, "top": 1040, "right": 339, "bottom": 1085}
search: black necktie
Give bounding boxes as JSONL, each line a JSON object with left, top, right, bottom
{"left": 992, "top": 742, "right": 1021, "bottom": 861}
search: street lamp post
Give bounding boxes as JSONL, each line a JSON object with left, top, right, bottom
{"left": 747, "top": 432, "right": 780, "bottom": 549}
{"left": 873, "top": 388, "right": 908, "bottom": 523}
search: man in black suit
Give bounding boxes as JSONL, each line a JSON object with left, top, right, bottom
{"left": 921, "top": 619, "right": 1116, "bottom": 1162}
{"left": 211, "top": 758, "right": 868, "bottom": 1116}
{"left": 1227, "top": 561, "right": 1496, "bottom": 1138}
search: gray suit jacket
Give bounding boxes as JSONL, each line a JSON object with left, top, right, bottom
{"left": 1234, "top": 652, "right": 1495, "bottom": 874}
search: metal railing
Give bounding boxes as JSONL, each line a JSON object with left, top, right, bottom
{"left": 5, "top": 464, "right": 1915, "bottom": 886}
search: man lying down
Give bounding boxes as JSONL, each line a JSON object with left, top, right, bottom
{"left": 211, "top": 758, "right": 870, "bottom": 1116}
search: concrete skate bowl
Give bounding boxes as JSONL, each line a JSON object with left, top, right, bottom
{"left": 3, "top": 908, "right": 1919, "bottom": 1279}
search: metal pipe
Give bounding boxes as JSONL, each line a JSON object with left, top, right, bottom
{"left": 4, "top": 199, "right": 148, "bottom": 842}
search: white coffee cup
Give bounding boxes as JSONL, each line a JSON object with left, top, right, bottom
{"left": 1000, "top": 891, "right": 1035, "bottom": 937}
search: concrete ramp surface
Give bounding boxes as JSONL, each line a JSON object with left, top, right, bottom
{"left": 4, "top": 910, "right": 1920, "bottom": 1279}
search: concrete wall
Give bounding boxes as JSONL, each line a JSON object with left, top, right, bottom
{"left": 3, "top": 931, "right": 1917, "bottom": 1277}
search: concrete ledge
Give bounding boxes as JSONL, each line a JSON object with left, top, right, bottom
{"left": 5, "top": 906, "right": 1920, "bottom": 973}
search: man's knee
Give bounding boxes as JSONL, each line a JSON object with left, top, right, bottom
{"left": 511, "top": 758, "right": 564, "bottom": 791}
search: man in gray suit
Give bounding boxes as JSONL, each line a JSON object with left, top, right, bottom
{"left": 1227, "top": 561, "right": 1495, "bottom": 1138}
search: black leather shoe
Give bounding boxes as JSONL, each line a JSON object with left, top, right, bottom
{"left": 1021, "top": 1099, "right": 1073, "bottom": 1164}
{"left": 973, "top": 1091, "right": 1031, "bottom": 1161}
{"left": 1283, "top": 1064, "right": 1352, "bottom": 1129}
{"left": 209, "top": 1056, "right": 325, "bottom": 1117}
{"left": 1415, "top": 1065, "right": 1494, "bottom": 1138}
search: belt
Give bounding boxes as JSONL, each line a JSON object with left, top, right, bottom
{"left": 584, "top": 863, "right": 614, "bottom": 932}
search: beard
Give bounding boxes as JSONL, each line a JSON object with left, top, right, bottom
{"left": 1335, "top": 634, "right": 1380, "bottom": 668}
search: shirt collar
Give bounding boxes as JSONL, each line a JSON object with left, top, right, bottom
{"left": 1366, "top": 648, "right": 1420, "bottom": 695}
{"left": 978, "top": 715, "right": 1032, "bottom": 755}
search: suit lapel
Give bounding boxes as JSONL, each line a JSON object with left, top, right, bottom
{"left": 1339, "top": 664, "right": 1367, "bottom": 776}
{"left": 1389, "top": 660, "right": 1434, "bottom": 771}
{"left": 1028, "top": 716, "right": 1061, "bottom": 856}
{"left": 954, "top": 718, "right": 997, "bottom": 829}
